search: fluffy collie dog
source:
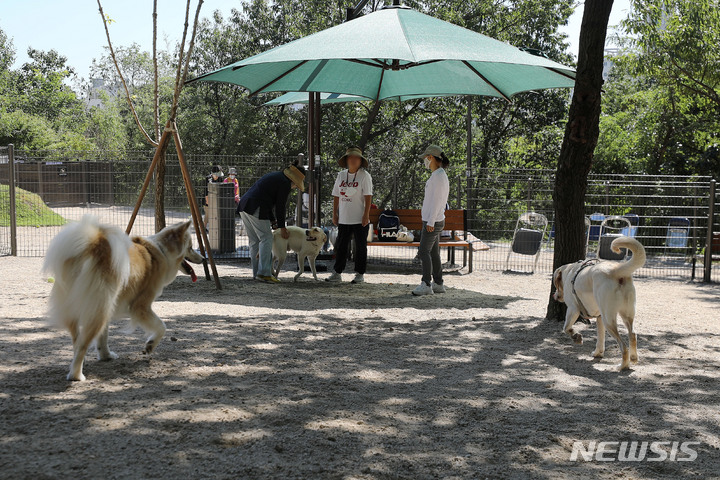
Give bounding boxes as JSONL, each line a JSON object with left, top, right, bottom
{"left": 43, "top": 216, "right": 203, "bottom": 381}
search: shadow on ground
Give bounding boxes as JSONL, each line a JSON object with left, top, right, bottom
{"left": 1, "top": 262, "right": 719, "bottom": 479}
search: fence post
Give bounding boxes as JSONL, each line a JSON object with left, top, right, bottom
{"left": 8, "top": 144, "right": 17, "bottom": 256}
{"left": 704, "top": 179, "right": 716, "bottom": 282}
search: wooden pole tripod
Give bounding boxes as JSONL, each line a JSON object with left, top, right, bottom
{"left": 126, "top": 119, "right": 222, "bottom": 290}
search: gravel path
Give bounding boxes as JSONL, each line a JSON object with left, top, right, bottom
{"left": 1, "top": 256, "right": 718, "bottom": 479}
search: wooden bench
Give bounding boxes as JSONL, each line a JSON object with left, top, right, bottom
{"left": 368, "top": 209, "right": 473, "bottom": 273}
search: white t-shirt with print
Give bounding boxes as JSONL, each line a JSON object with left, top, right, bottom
{"left": 332, "top": 168, "right": 373, "bottom": 225}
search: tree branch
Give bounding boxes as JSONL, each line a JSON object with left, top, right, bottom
{"left": 96, "top": 0, "right": 158, "bottom": 147}
{"left": 668, "top": 56, "right": 720, "bottom": 108}
{"left": 169, "top": 0, "right": 192, "bottom": 123}
{"left": 366, "top": 99, "right": 423, "bottom": 143}
{"left": 169, "top": 0, "right": 204, "bottom": 122}
{"left": 177, "top": 0, "right": 204, "bottom": 111}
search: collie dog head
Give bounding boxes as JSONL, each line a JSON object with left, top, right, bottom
{"left": 155, "top": 221, "right": 204, "bottom": 281}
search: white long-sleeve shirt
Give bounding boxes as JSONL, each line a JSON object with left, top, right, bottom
{"left": 421, "top": 167, "right": 450, "bottom": 224}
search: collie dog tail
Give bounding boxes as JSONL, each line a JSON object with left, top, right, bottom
{"left": 43, "top": 215, "right": 131, "bottom": 331}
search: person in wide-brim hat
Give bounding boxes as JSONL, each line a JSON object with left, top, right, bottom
{"left": 236, "top": 161, "right": 306, "bottom": 283}
{"left": 326, "top": 146, "right": 373, "bottom": 285}
{"left": 338, "top": 147, "right": 369, "bottom": 169}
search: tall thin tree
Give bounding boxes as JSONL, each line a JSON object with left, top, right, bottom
{"left": 546, "top": 0, "right": 614, "bottom": 320}
{"left": 151, "top": 0, "right": 166, "bottom": 232}
{"left": 96, "top": 0, "right": 204, "bottom": 232}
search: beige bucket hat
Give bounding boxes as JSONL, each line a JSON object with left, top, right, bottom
{"left": 283, "top": 165, "right": 306, "bottom": 192}
{"left": 338, "top": 147, "right": 369, "bottom": 169}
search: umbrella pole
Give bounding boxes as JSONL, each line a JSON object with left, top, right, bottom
{"left": 313, "top": 92, "right": 322, "bottom": 227}
{"left": 466, "top": 95, "right": 472, "bottom": 204}
{"left": 306, "top": 92, "right": 322, "bottom": 228}
{"left": 307, "top": 95, "right": 315, "bottom": 227}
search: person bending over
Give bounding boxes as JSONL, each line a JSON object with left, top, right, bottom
{"left": 237, "top": 162, "right": 306, "bottom": 283}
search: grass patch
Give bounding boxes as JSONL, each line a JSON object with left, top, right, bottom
{"left": 0, "top": 184, "right": 66, "bottom": 227}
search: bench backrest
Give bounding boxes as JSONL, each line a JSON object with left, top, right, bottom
{"left": 368, "top": 209, "right": 466, "bottom": 232}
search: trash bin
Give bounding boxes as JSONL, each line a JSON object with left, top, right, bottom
{"left": 207, "top": 183, "right": 235, "bottom": 253}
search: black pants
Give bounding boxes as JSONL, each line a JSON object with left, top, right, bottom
{"left": 334, "top": 223, "right": 369, "bottom": 274}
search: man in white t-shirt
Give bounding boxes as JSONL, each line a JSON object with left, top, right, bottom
{"left": 326, "top": 147, "right": 373, "bottom": 284}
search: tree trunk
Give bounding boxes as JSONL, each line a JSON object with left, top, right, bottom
{"left": 546, "top": 0, "right": 614, "bottom": 321}
{"left": 152, "top": 0, "right": 165, "bottom": 233}
{"left": 154, "top": 143, "right": 168, "bottom": 232}
{"left": 358, "top": 101, "right": 382, "bottom": 150}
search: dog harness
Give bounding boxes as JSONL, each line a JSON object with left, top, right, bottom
{"left": 570, "top": 259, "right": 599, "bottom": 320}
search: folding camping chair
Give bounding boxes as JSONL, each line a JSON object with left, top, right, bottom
{"left": 621, "top": 214, "right": 639, "bottom": 238}
{"left": 597, "top": 216, "right": 632, "bottom": 260}
{"left": 664, "top": 217, "right": 690, "bottom": 255}
{"left": 505, "top": 212, "right": 548, "bottom": 273}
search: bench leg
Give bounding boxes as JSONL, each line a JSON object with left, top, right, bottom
{"left": 468, "top": 247, "right": 473, "bottom": 273}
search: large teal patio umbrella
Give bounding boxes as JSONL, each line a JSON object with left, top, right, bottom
{"left": 190, "top": 6, "right": 575, "bottom": 101}
{"left": 189, "top": 5, "right": 576, "bottom": 226}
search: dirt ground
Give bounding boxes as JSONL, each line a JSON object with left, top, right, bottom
{"left": 1, "top": 256, "right": 719, "bottom": 479}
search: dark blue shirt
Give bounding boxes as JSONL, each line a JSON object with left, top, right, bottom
{"left": 237, "top": 171, "right": 292, "bottom": 228}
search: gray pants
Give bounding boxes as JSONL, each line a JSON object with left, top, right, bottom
{"left": 240, "top": 210, "right": 273, "bottom": 278}
{"left": 419, "top": 220, "right": 444, "bottom": 286}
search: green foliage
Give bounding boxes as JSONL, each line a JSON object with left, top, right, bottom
{"left": 86, "top": 97, "right": 130, "bottom": 151}
{"left": 0, "top": 185, "right": 66, "bottom": 227}
{"left": 594, "top": 0, "right": 720, "bottom": 178}
{"left": 0, "top": 27, "right": 14, "bottom": 71}
{"left": 17, "top": 49, "right": 84, "bottom": 121}
{"left": 0, "top": 26, "right": 98, "bottom": 152}
{"left": 0, "top": 110, "right": 56, "bottom": 149}
{"left": 623, "top": 0, "right": 720, "bottom": 108}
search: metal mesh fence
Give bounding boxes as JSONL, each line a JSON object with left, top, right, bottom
{"left": 467, "top": 169, "right": 715, "bottom": 279}
{"left": 0, "top": 149, "right": 297, "bottom": 257}
{"left": 0, "top": 146, "right": 12, "bottom": 256}
{"left": 1, "top": 147, "right": 717, "bottom": 282}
